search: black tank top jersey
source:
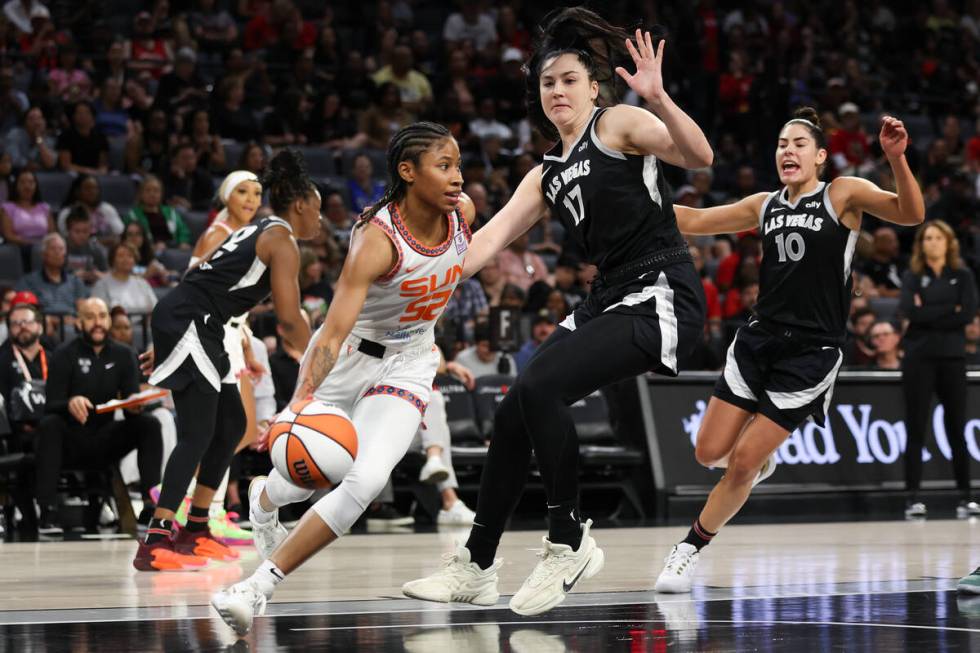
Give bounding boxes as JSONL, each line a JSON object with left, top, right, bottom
{"left": 541, "top": 107, "right": 685, "bottom": 272}
{"left": 753, "top": 181, "right": 859, "bottom": 340}
{"left": 181, "top": 216, "right": 293, "bottom": 324}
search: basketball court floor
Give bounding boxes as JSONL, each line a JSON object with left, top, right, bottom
{"left": 1, "top": 520, "right": 977, "bottom": 651}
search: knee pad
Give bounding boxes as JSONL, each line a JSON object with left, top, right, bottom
{"left": 265, "top": 469, "right": 314, "bottom": 507}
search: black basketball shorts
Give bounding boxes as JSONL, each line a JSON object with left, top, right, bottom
{"left": 147, "top": 287, "right": 229, "bottom": 394}
{"left": 714, "top": 318, "right": 844, "bottom": 432}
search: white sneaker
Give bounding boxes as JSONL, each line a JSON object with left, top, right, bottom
{"left": 654, "top": 543, "right": 699, "bottom": 593}
{"left": 905, "top": 502, "right": 927, "bottom": 519}
{"left": 249, "top": 476, "right": 288, "bottom": 560}
{"left": 438, "top": 500, "right": 476, "bottom": 526}
{"left": 957, "top": 500, "right": 980, "bottom": 518}
{"left": 752, "top": 453, "right": 778, "bottom": 487}
{"left": 509, "top": 519, "right": 605, "bottom": 616}
{"left": 403, "top": 624, "right": 500, "bottom": 653}
{"left": 419, "top": 456, "right": 450, "bottom": 484}
{"left": 509, "top": 629, "right": 567, "bottom": 653}
{"left": 211, "top": 577, "right": 272, "bottom": 636}
{"left": 402, "top": 545, "right": 501, "bottom": 606}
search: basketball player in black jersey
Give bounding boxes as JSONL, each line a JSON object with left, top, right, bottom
{"left": 133, "top": 151, "right": 317, "bottom": 571}
{"left": 654, "top": 108, "right": 924, "bottom": 593}
{"left": 404, "top": 8, "right": 711, "bottom": 616}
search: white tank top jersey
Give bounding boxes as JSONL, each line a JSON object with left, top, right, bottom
{"left": 351, "top": 202, "right": 471, "bottom": 349}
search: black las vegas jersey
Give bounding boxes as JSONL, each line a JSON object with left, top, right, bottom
{"left": 541, "top": 107, "right": 685, "bottom": 272}
{"left": 182, "top": 216, "right": 293, "bottom": 323}
{"left": 754, "top": 182, "right": 859, "bottom": 340}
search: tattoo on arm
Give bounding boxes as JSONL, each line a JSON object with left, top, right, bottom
{"left": 293, "top": 344, "right": 336, "bottom": 401}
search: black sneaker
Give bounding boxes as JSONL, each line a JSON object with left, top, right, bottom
{"left": 367, "top": 503, "right": 414, "bottom": 527}
{"left": 38, "top": 507, "right": 63, "bottom": 539}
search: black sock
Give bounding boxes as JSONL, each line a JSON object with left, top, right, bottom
{"left": 145, "top": 518, "right": 174, "bottom": 545}
{"left": 465, "top": 524, "right": 500, "bottom": 570}
{"left": 547, "top": 501, "right": 582, "bottom": 550}
{"left": 186, "top": 505, "right": 210, "bottom": 532}
{"left": 682, "top": 519, "right": 716, "bottom": 551}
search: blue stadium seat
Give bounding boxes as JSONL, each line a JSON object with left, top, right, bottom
{"left": 159, "top": 248, "right": 192, "bottom": 272}
{"left": 0, "top": 244, "right": 23, "bottom": 285}
{"left": 107, "top": 136, "right": 126, "bottom": 172}
{"left": 97, "top": 176, "right": 136, "bottom": 214}
{"left": 36, "top": 172, "right": 73, "bottom": 206}
{"left": 297, "top": 146, "right": 337, "bottom": 176}
{"left": 183, "top": 211, "right": 210, "bottom": 242}
{"left": 223, "top": 141, "right": 244, "bottom": 172}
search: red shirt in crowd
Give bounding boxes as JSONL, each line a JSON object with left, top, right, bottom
{"left": 829, "top": 128, "right": 870, "bottom": 167}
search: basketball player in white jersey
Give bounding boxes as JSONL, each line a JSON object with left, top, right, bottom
{"left": 211, "top": 122, "right": 475, "bottom": 635}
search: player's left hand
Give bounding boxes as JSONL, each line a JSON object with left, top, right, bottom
{"left": 256, "top": 418, "right": 274, "bottom": 452}
{"left": 446, "top": 360, "right": 475, "bottom": 390}
{"left": 616, "top": 29, "right": 667, "bottom": 103}
{"left": 139, "top": 346, "right": 155, "bottom": 376}
{"left": 880, "top": 116, "right": 909, "bottom": 159}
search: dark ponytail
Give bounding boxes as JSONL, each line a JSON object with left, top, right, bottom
{"left": 261, "top": 148, "right": 317, "bottom": 216}
{"left": 357, "top": 121, "right": 452, "bottom": 226}
{"left": 525, "top": 7, "right": 647, "bottom": 141}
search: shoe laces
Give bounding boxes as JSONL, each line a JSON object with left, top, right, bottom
{"left": 229, "top": 581, "right": 268, "bottom": 612}
{"left": 664, "top": 546, "right": 695, "bottom": 574}
{"left": 527, "top": 543, "right": 569, "bottom": 585}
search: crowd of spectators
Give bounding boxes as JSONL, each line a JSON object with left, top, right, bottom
{"left": 0, "top": 0, "right": 979, "bottom": 534}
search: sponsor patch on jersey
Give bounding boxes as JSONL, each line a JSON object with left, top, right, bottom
{"left": 454, "top": 231, "right": 468, "bottom": 255}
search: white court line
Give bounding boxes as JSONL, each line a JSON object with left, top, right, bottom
{"left": 290, "top": 617, "right": 980, "bottom": 634}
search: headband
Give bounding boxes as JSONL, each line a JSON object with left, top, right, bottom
{"left": 786, "top": 118, "right": 821, "bottom": 131}
{"left": 219, "top": 170, "right": 260, "bottom": 204}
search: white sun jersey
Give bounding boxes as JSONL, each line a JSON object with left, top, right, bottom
{"left": 351, "top": 202, "right": 471, "bottom": 349}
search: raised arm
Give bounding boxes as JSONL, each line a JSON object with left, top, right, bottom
{"left": 462, "top": 165, "right": 549, "bottom": 279}
{"left": 610, "top": 31, "right": 712, "bottom": 168}
{"left": 675, "top": 193, "right": 768, "bottom": 236}
{"left": 291, "top": 224, "right": 394, "bottom": 401}
{"left": 258, "top": 228, "right": 312, "bottom": 355}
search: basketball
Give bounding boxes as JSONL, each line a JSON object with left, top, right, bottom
{"left": 268, "top": 399, "right": 358, "bottom": 490}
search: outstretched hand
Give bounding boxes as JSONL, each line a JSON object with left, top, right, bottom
{"left": 880, "top": 116, "right": 909, "bottom": 159}
{"left": 615, "top": 29, "right": 666, "bottom": 103}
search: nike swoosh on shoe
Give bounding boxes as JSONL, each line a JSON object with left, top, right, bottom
{"left": 562, "top": 555, "right": 591, "bottom": 593}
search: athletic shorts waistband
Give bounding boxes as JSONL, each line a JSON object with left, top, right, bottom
{"left": 593, "top": 246, "right": 693, "bottom": 290}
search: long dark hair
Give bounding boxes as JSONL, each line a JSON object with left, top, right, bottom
{"left": 261, "top": 149, "right": 317, "bottom": 216}
{"left": 12, "top": 169, "right": 42, "bottom": 204}
{"left": 61, "top": 173, "right": 100, "bottom": 210}
{"left": 357, "top": 122, "right": 452, "bottom": 225}
{"left": 524, "top": 7, "right": 636, "bottom": 141}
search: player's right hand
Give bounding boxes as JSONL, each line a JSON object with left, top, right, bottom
{"left": 256, "top": 418, "right": 275, "bottom": 452}
{"left": 68, "top": 396, "right": 94, "bottom": 425}
{"left": 139, "top": 346, "right": 155, "bottom": 375}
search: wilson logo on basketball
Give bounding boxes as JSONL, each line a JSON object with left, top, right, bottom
{"left": 398, "top": 264, "right": 463, "bottom": 322}
{"left": 292, "top": 458, "right": 316, "bottom": 487}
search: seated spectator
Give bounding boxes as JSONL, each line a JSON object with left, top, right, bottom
{"left": 478, "top": 255, "right": 506, "bottom": 306}
{"left": 92, "top": 78, "right": 129, "bottom": 138}
{"left": 444, "top": 278, "right": 489, "bottom": 342}
{"left": 4, "top": 106, "right": 57, "bottom": 171}
{"left": 48, "top": 42, "right": 92, "bottom": 103}
{"left": 124, "top": 175, "right": 191, "bottom": 251}
{"left": 829, "top": 102, "right": 873, "bottom": 177}
{"left": 514, "top": 311, "right": 557, "bottom": 373}
{"left": 859, "top": 226, "right": 905, "bottom": 298}
{"left": 0, "top": 286, "right": 14, "bottom": 342}
{"left": 454, "top": 322, "right": 517, "bottom": 377}
{"left": 442, "top": 4, "right": 498, "bottom": 53}
{"left": 56, "top": 174, "right": 125, "bottom": 238}
{"left": 470, "top": 97, "right": 513, "bottom": 142}
{"left": 553, "top": 253, "right": 587, "bottom": 310}
{"left": 64, "top": 208, "right": 108, "bottom": 285}
{"left": 306, "top": 90, "right": 366, "bottom": 149}
{"left": 966, "top": 313, "right": 980, "bottom": 368}
{"left": 360, "top": 81, "right": 410, "bottom": 150}
{"left": 181, "top": 109, "right": 226, "bottom": 173}
{"left": 544, "top": 288, "right": 570, "bottom": 323}
{"left": 298, "top": 246, "right": 333, "bottom": 312}
{"left": 263, "top": 88, "right": 312, "bottom": 146}
{"left": 213, "top": 77, "right": 259, "bottom": 142}
{"left": 1, "top": 169, "right": 54, "bottom": 259}
{"left": 124, "top": 108, "right": 172, "bottom": 176}
{"left": 34, "top": 297, "right": 162, "bottom": 536}
{"left": 372, "top": 44, "right": 433, "bottom": 118}
{"left": 497, "top": 233, "right": 549, "bottom": 291}
{"left": 690, "top": 245, "right": 722, "bottom": 337}
{"left": 322, "top": 188, "right": 353, "bottom": 234}
{"left": 499, "top": 283, "right": 527, "bottom": 310}
{"left": 866, "top": 320, "right": 902, "bottom": 370}
{"left": 0, "top": 300, "right": 48, "bottom": 432}
{"left": 154, "top": 47, "right": 208, "bottom": 118}
{"left": 124, "top": 11, "right": 173, "bottom": 80}
{"left": 162, "top": 143, "right": 214, "bottom": 211}
{"left": 120, "top": 221, "right": 169, "bottom": 285}
{"left": 845, "top": 306, "right": 877, "bottom": 367}
{"left": 91, "top": 243, "right": 157, "bottom": 316}
{"left": 237, "top": 141, "right": 266, "bottom": 176}
{"left": 3, "top": 0, "right": 46, "bottom": 35}
{"left": 347, "top": 153, "right": 385, "bottom": 215}
{"left": 188, "top": 0, "right": 238, "bottom": 54}
{"left": 723, "top": 280, "right": 759, "bottom": 345}
{"left": 56, "top": 101, "right": 109, "bottom": 174}
{"left": 109, "top": 304, "right": 133, "bottom": 346}
{"left": 15, "top": 233, "right": 89, "bottom": 322}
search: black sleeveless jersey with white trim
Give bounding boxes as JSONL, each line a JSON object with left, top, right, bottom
{"left": 541, "top": 107, "right": 684, "bottom": 272}
{"left": 753, "top": 181, "right": 859, "bottom": 340}
{"left": 181, "top": 216, "right": 294, "bottom": 324}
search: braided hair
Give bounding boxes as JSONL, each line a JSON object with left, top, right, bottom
{"left": 357, "top": 121, "right": 452, "bottom": 226}
{"left": 261, "top": 148, "right": 318, "bottom": 216}
{"left": 525, "top": 7, "right": 645, "bottom": 142}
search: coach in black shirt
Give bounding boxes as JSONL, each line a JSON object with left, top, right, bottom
{"left": 34, "top": 298, "right": 162, "bottom": 535}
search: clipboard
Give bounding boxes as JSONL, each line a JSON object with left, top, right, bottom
{"left": 95, "top": 388, "right": 169, "bottom": 414}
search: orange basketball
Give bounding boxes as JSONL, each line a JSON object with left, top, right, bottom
{"left": 269, "top": 399, "right": 358, "bottom": 489}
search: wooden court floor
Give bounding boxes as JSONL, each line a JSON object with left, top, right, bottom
{"left": 1, "top": 520, "right": 978, "bottom": 651}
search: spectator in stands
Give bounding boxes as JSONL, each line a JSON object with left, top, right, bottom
{"left": 91, "top": 242, "right": 158, "bottom": 316}
{"left": 120, "top": 221, "right": 167, "bottom": 284}
{"left": 3, "top": 0, "right": 46, "bottom": 35}
{"left": 477, "top": 254, "right": 506, "bottom": 307}
{"left": 306, "top": 90, "right": 366, "bottom": 149}
{"left": 499, "top": 283, "right": 527, "bottom": 311}
{"left": 722, "top": 278, "right": 759, "bottom": 345}
{"left": 297, "top": 246, "right": 333, "bottom": 313}
{"left": 966, "top": 313, "right": 980, "bottom": 367}
{"left": 860, "top": 226, "right": 906, "bottom": 298}
{"left": 34, "top": 297, "right": 162, "bottom": 536}
{"left": 57, "top": 101, "right": 109, "bottom": 175}
{"left": 97, "top": 40, "right": 128, "bottom": 89}
{"left": 236, "top": 141, "right": 266, "bottom": 176}
{"left": 56, "top": 174, "right": 125, "bottom": 239}
{"left": 347, "top": 153, "right": 385, "bottom": 215}
{"left": 469, "top": 97, "right": 513, "bottom": 142}
{"left": 124, "top": 175, "right": 191, "bottom": 251}
{"left": 454, "top": 322, "right": 517, "bottom": 378}
{"left": 212, "top": 77, "right": 259, "bottom": 142}
{"left": 690, "top": 245, "right": 722, "bottom": 338}
{"left": 48, "top": 42, "right": 92, "bottom": 103}
{"left": 718, "top": 50, "right": 753, "bottom": 144}
{"left": 845, "top": 306, "right": 877, "bottom": 367}
{"left": 155, "top": 47, "right": 209, "bottom": 118}
{"left": 124, "top": 108, "right": 172, "bottom": 176}
{"left": 553, "top": 253, "right": 587, "bottom": 310}
{"left": 64, "top": 207, "right": 108, "bottom": 285}
{"left": 93, "top": 78, "right": 130, "bottom": 139}
{"left": 372, "top": 44, "right": 433, "bottom": 118}
{"left": 269, "top": 308, "right": 310, "bottom": 410}
{"left": 1, "top": 169, "right": 54, "bottom": 260}
{"left": 360, "top": 81, "right": 410, "bottom": 150}
{"left": 514, "top": 311, "right": 557, "bottom": 373}
{"left": 544, "top": 288, "right": 569, "bottom": 323}
{"left": 497, "top": 233, "right": 548, "bottom": 291}
{"left": 941, "top": 114, "right": 964, "bottom": 166}
{"left": 866, "top": 320, "right": 902, "bottom": 370}
{"left": 16, "top": 233, "right": 89, "bottom": 334}
{"left": 443, "top": 4, "right": 498, "bottom": 53}
{"left": 4, "top": 106, "right": 56, "bottom": 171}
{"left": 181, "top": 109, "right": 226, "bottom": 173}
{"left": 162, "top": 143, "right": 214, "bottom": 211}
{"left": 188, "top": 0, "right": 238, "bottom": 55}
{"left": 900, "top": 220, "right": 979, "bottom": 519}
{"left": 829, "top": 102, "right": 873, "bottom": 177}
{"left": 444, "top": 276, "right": 490, "bottom": 344}
{"left": 109, "top": 305, "right": 133, "bottom": 346}
{"left": 313, "top": 24, "right": 341, "bottom": 80}
{"left": 922, "top": 138, "right": 954, "bottom": 192}
{"left": 715, "top": 231, "right": 761, "bottom": 294}
{"left": 124, "top": 11, "right": 173, "bottom": 80}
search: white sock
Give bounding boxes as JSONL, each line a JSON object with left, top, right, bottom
{"left": 252, "top": 559, "right": 286, "bottom": 594}
{"left": 250, "top": 496, "right": 274, "bottom": 524}
{"left": 210, "top": 471, "right": 230, "bottom": 518}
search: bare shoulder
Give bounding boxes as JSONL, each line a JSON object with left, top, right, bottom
{"left": 457, "top": 192, "right": 476, "bottom": 226}
{"left": 349, "top": 219, "right": 397, "bottom": 277}
{"left": 256, "top": 222, "right": 298, "bottom": 261}
{"left": 601, "top": 104, "right": 660, "bottom": 131}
